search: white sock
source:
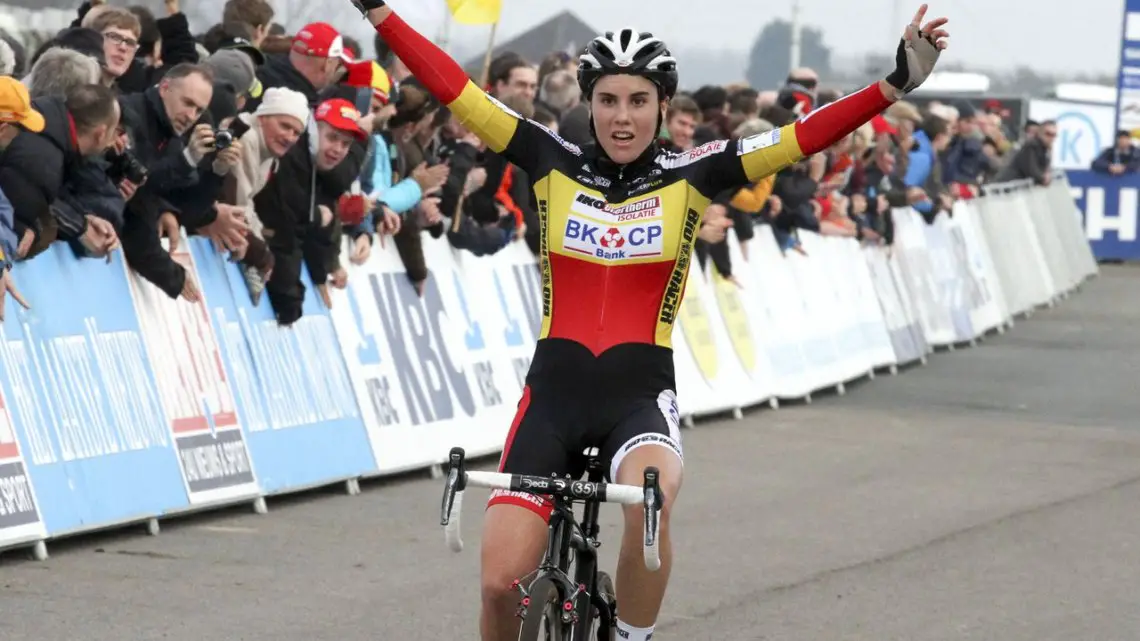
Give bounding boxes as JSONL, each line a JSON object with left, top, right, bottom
{"left": 616, "top": 619, "right": 655, "bottom": 640}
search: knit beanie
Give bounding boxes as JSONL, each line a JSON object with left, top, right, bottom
{"left": 205, "top": 49, "right": 257, "bottom": 98}
{"left": 254, "top": 86, "right": 310, "bottom": 124}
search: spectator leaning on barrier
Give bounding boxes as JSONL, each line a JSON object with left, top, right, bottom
{"left": 24, "top": 47, "right": 102, "bottom": 100}
{"left": 25, "top": 45, "right": 131, "bottom": 250}
{"left": 158, "top": 50, "right": 262, "bottom": 269}
{"left": 117, "top": 62, "right": 217, "bottom": 303}
{"left": 942, "top": 102, "right": 989, "bottom": 198}
{"left": 0, "top": 82, "right": 120, "bottom": 261}
{"left": 245, "top": 22, "right": 360, "bottom": 324}
{"left": 219, "top": 86, "right": 309, "bottom": 302}
{"left": 0, "top": 77, "right": 40, "bottom": 320}
{"left": 995, "top": 118, "right": 1055, "bottom": 186}
{"left": 1091, "top": 130, "right": 1140, "bottom": 176}
{"left": 307, "top": 97, "right": 370, "bottom": 304}
{"left": 904, "top": 113, "right": 953, "bottom": 220}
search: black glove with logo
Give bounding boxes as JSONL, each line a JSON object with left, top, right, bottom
{"left": 884, "top": 22, "right": 942, "bottom": 94}
{"left": 350, "top": 0, "right": 386, "bottom": 17}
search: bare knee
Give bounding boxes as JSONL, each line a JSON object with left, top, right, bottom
{"left": 615, "top": 444, "right": 683, "bottom": 537}
{"left": 480, "top": 504, "right": 549, "bottom": 609}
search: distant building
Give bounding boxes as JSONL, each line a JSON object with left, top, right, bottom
{"left": 462, "top": 10, "right": 595, "bottom": 77}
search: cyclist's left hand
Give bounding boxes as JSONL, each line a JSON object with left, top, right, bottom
{"left": 884, "top": 4, "right": 949, "bottom": 94}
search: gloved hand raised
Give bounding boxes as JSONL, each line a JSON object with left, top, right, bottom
{"left": 350, "top": 0, "right": 386, "bottom": 16}
{"left": 884, "top": 4, "right": 950, "bottom": 94}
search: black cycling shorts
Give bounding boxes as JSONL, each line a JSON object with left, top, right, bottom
{"left": 487, "top": 339, "right": 685, "bottom": 521}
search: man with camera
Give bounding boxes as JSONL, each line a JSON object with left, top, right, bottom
{"left": 117, "top": 62, "right": 221, "bottom": 302}
{"left": 0, "top": 80, "right": 121, "bottom": 263}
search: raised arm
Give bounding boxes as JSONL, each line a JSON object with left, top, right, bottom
{"left": 703, "top": 4, "right": 949, "bottom": 194}
{"left": 350, "top": 0, "right": 573, "bottom": 176}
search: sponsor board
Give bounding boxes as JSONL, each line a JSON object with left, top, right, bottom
{"left": 0, "top": 385, "right": 44, "bottom": 547}
{"left": 192, "top": 238, "right": 376, "bottom": 494}
{"left": 126, "top": 238, "right": 259, "bottom": 505}
{"left": 0, "top": 245, "right": 189, "bottom": 534}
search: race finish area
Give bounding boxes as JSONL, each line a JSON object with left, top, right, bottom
{"left": 2, "top": 265, "right": 1138, "bottom": 640}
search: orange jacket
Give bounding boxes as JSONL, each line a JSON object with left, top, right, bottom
{"left": 729, "top": 175, "right": 775, "bottom": 213}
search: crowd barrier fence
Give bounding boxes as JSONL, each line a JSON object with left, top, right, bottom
{"left": 0, "top": 174, "right": 1097, "bottom": 559}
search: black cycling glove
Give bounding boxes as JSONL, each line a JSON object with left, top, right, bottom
{"left": 884, "top": 24, "right": 941, "bottom": 94}
{"left": 350, "top": 0, "right": 386, "bottom": 16}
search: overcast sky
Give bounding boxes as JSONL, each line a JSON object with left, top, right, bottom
{"left": 369, "top": 0, "right": 1122, "bottom": 76}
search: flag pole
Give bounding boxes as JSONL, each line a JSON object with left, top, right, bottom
{"left": 437, "top": 1, "right": 453, "bottom": 53}
{"left": 478, "top": 20, "right": 499, "bottom": 87}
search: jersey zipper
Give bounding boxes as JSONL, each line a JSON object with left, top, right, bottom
{"left": 599, "top": 166, "right": 622, "bottom": 340}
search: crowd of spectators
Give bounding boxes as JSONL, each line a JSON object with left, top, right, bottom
{"left": 0, "top": 0, "right": 1062, "bottom": 321}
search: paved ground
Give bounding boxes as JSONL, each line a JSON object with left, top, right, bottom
{"left": 3, "top": 266, "right": 1139, "bottom": 641}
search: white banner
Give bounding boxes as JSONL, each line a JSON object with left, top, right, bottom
{"left": 319, "top": 182, "right": 1096, "bottom": 473}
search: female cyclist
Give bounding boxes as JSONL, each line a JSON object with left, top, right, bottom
{"left": 347, "top": 2, "right": 949, "bottom": 639}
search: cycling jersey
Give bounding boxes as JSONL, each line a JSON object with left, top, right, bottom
{"left": 372, "top": 11, "right": 896, "bottom": 519}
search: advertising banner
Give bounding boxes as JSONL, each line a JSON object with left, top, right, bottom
{"left": 1065, "top": 170, "right": 1140, "bottom": 260}
{"left": 0, "top": 246, "right": 188, "bottom": 535}
{"left": 863, "top": 247, "right": 927, "bottom": 364}
{"left": 329, "top": 236, "right": 508, "bottom": 475}
{"left": 0, "top": 381, "right": 45, "bottom": 548}
{"left": 192, "top": 239, "right": 376, "bottom": 495}
{"left": 126, "top": 237, "right": 259, "bottom": 505}
{"left": 743, "top": 226, "right": 814, "bottom": 398}
{"left": 1114, "top": 0, "right": 1140, "bottom": 133}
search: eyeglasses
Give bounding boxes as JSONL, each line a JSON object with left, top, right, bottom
{"left": 103, "top": 32, "right": 139, "bottom": 50}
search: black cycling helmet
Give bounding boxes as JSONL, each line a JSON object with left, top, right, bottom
{"left": 577, "top": 28, "right": 678, "bottom": 101}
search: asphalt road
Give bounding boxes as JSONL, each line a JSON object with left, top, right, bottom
{"left": 3, "top": 266, "right": 1139, "bottom": 641}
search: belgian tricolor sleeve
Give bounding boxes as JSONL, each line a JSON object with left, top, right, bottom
{"left": 375, "top": 12, "right": 580, "bottom": 176}
{"left": 700, "top": 83, "right": 894, "bottom": 196}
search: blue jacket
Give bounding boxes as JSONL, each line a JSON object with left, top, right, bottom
{"left": 0, "top": 186, "right": 14, "bottom": 269}
{"left": 361, "top": 132, "right": 423, "bottom": 228}
{"left": 904, "top": 130, "right": 935, "bottom": 213}
{"left": 942, "top": 135, "right": 987, "bottom": 186}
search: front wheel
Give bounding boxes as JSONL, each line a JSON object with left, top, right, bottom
{"left": 572, "top": 571, "right": 617, "bottom": 641}
{"left": 518, "top": 576, "right": 568, "bottom": 641}
{"left": 593, "top": 571, "right": 617, "bottom": 641}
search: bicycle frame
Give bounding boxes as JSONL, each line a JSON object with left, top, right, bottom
{"left": 517, "top": 457, "right": 611, "bottom": 634}
{"left": 439, "top": 446, "right": 661, "bottom": 638}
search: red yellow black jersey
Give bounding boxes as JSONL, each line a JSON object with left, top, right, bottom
{"left": 374, "top": 11, "right": 893, "bottom": 385}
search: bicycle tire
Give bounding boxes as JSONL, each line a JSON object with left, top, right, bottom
{"left": 594, "top": 571, "right": 617, "bottom": 641}
{"left": 518, "top": 576, "right": 567, "bottom": 641}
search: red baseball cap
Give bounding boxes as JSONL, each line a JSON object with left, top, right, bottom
{"left": 870, "top": 114, "right": 898, "bottom": 137}
{"left": 343, "top": 59, "right": 393, "bottom": 104}
{"left": 315, "top": 98, "right": 368, "bottom": 141}
{"left": 292, "top": 22, "right": 344, "bottom": 58}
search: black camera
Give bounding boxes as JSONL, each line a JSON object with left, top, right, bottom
{"left": 214, "top": 129, "right": 235, "bottom": 150}
{"left": 104, "top": 148, "right": 148, "bottom": 185}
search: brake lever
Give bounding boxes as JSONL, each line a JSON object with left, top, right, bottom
{"left": 642, "top": 466, "right": 662, "bottom": 571}
{"left": 440, "top": 447, "right": 467, "bottom": 526}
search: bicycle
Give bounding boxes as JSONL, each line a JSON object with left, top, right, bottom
{"left": 440, "top": 446, "right": 664, "bottom": 641}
